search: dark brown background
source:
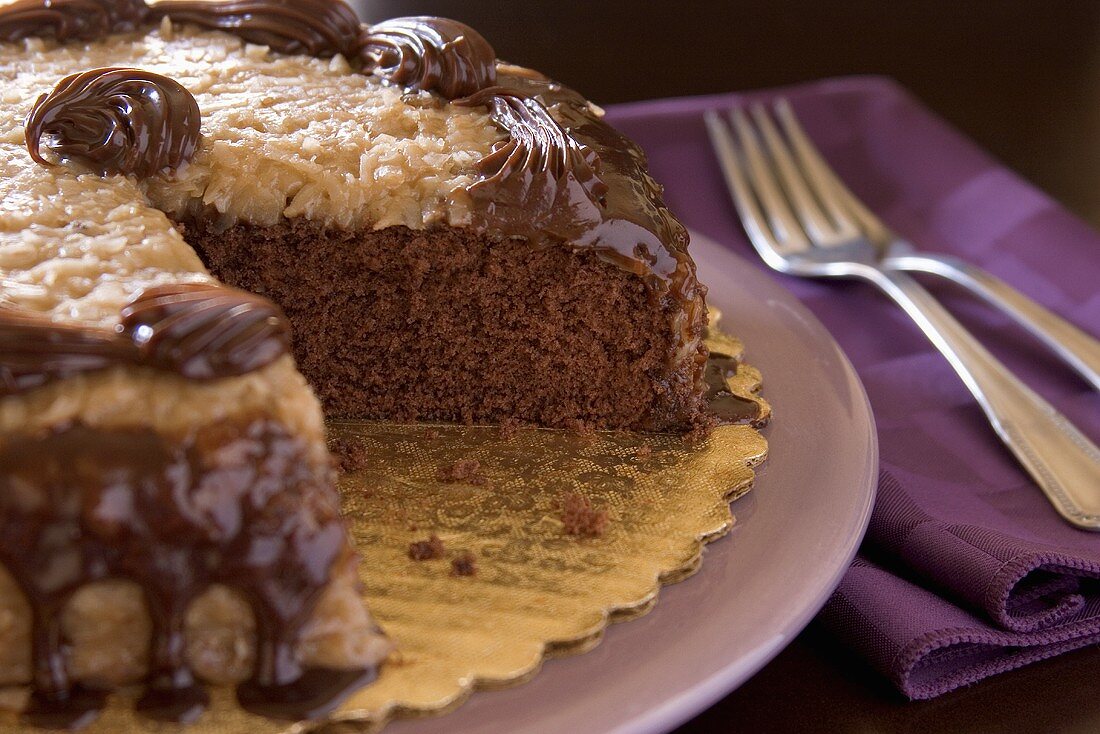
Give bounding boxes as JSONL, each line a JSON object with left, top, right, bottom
{"left": 361, "top": 1, "right": 1100, "bottom": 731}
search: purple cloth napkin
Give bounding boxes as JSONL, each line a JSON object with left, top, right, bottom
{"left": 604, "top": 76, "right": 1100, "bottom": 700}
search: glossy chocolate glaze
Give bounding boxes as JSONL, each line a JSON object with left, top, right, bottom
{"left": 0, "top": 283, "right": 290, "bottom": 397}
{"left": 705, "top": 352, "right": 763, "bottom": 425}
{"left": 359, "top": 16, "right": 496, "bottom": 99}
{"left": 24, "top": 66, "right": 201, "bottom": 178}
{"left": 0, "top": 419, "right": 367, "bottom": 726}
{"left": 0, "top": 0, "right": 148, "bottom": 43}
{"left": 150, "top": 0, "right": 361, "bottom": 58}
{"left": 459, "top": 71, "right": 698, "bottom": 294}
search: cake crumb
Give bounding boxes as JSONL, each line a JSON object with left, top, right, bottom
{"left": 408, "top": 534, "right": 445, "bottom": 561}
{"left": 329, "top": 435, "right": 370, "bottom": 473}
{"left": 450, "top": 551, "right": 477, "bottom": 577}
{"left": 422, "top": 428, "right": 442, "bottom": 441}
{"left": 560, "top": 493, "right": 609, "bottom": 538}
{"left": 681, "top": 415, "right": 719, "bottom": 447}
{"left": 633, "top": 445, "right": 653, "bottom": 460}
{"left": 567, "top": 419, "right": 599, "bottom": 446}
{"left": 437, "top": 458, "right": 489, "bottom": 486}
{"left": 498, "top": 418, "right": 522, "bottom": 440}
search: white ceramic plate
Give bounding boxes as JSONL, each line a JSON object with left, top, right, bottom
{"left": 387, "top": 232, "right": 879, "bottom": 734}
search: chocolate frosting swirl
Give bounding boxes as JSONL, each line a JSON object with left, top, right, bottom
{"left": 24, "top": 66, "right": 201, "bottom": 178}
{"left": 359, "top": 16, "right": 496, "bottom": 99}
{"left": 150, "top": 0, "right": 361, "bottom": 58}
{"left": 119, "top": 283, "right": 291, "bottom": 379}
{"left": 0, "top": 283, "right": 290, "bottom": 397}
{"left": 460, "top": 89, "right": 607, "bottom": 218}
{"left": 0, "top": 0, "right": 149, "bottom": 43}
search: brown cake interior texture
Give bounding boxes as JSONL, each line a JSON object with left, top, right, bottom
{"left": 182, "top": 219, "right": 707, "bottom": 432}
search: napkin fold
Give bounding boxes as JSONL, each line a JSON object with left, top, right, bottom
{"left": 605, "top": 76, "right": 1100, "bottom": 699}
{"left": 835, "top": 471, "right": 1100, "bottom": 698}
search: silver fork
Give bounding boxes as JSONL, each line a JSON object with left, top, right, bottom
{"left": 706, "top": 101, "right": 1100, "bottom": 531}
{"left": 759, "top": 104, "right": 1100, "bottom": 393}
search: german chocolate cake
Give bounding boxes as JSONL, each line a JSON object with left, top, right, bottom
{"left": 0, "top": 0, "right": 712, "bottom": 726}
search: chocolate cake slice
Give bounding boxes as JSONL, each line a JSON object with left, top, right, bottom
{"left": 141, "top": 11, "right": 710, "bottom": 432}
{"left": 0, "top": 0, "right": 713, "bottom": 726}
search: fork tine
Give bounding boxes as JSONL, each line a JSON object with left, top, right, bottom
{"left": 704, "top": 111, "right": 792, "bottom": 266}
{"left": 773, "top": 99, "right": 888, "bottom": 243}
{"left": 748, "top": 104, "right": 841, "bottom": 244}
{"left": 727, "top": 108, "right": 811, "bottom": 253}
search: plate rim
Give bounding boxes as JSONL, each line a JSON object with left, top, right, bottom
{"left": 623, "top": 231, "right": 879, "bottom": 733}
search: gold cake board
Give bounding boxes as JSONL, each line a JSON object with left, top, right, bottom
{"left": 0, "top": 324, "right": 768, "bottom": 734}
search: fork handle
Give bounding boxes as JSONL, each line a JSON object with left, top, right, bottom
{"left": 885, "top": 253, "right": 1100, "bottom": 392}
{"left": 866, "top": 268, "right": 1100, "bottom": 531}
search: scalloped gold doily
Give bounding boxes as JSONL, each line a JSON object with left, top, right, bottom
{"left": 0, "top": 319, "right": 767, "bottom": 733}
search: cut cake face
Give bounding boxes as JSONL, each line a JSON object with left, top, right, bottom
{"left": 0, "top": 0, "right": 721, "bottom": 726}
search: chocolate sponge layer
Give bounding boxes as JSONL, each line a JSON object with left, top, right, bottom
{"left": 181, "top": 220, "right": 706, "bottom": 432}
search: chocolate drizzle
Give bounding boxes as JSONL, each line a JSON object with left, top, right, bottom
{"left": 0, "top": 0, "right": 148, "bottom": 43}
{"left": 24, "top": 67, "right": 201, "bottom": 178}
{"left": 150, "top": 0, "right": 361, "bottom": 58}
{"left": 0, "top": 418, "right": 367, "bottom": 726}
{"left": 705, "top": 352, "right": 763, "bottom": 425}
{"left": 0, "top": 283, "right": 290, "bottom": 397}
{"left": 359, "top": 16, "right": 496, "bottom": 99}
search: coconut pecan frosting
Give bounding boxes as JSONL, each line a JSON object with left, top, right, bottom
{"left": 7, "top": 1, "right": 704, "bottom": 371}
